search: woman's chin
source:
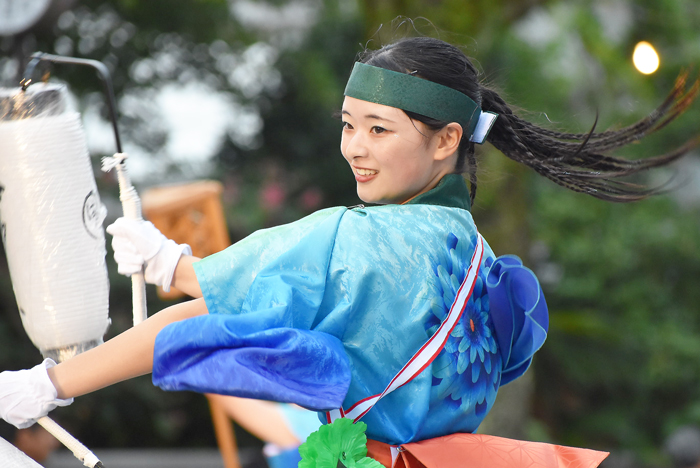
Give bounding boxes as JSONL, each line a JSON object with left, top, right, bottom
{"left": 356, "top": 189, "right": 374, "bottom": 204}
{"left": 357, "top": 190, "right": 382, "bottom": 205}
{"left": 356, "top": 193, "right": 396, "bottom": 205}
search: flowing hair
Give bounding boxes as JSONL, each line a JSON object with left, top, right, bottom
{"left": 359, "top": 37, "right": 699, "bottom": 203}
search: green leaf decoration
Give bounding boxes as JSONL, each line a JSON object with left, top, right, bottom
{"left": 354, "top": 456, "right": 386, "bottom": 467}
{"left": 299, "top": 418, "right": 383, "bottom": 468}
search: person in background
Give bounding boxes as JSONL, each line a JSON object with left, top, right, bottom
{"left": 208, "top": 395, "right": 320, "bottom": 468}
{"left": 1, "top": 420, "right": 59, "bottom": 465}
{"left": 665, "top": 425, "right": 700, "bottom": 468}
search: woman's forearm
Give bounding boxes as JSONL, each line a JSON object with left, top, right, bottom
{"left": 206, "top": 394, "right": 301, "bottom": 447}
{"left": 47, "top": 298, "right": 209, "bottom": 399}
{"left": 171, "top": 255, "right": 203, "bottom": 298}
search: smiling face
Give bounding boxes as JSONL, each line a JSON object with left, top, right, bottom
{"left": 340, "top": 97, "right": 461, "bottom": 205}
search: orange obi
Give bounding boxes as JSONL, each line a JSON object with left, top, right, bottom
{"left": 366, "top": 433, "right": 609, "bottom": 468}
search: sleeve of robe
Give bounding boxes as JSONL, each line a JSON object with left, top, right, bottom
{"left": 486, "top": 255, "right": 548, "bottom": 386}
{"left": 151, "top": 207, "right": 352, "bottom": 411}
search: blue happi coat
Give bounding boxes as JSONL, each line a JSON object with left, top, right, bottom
{"left": 152, "top": 174, "right": 548, "bottom": 445}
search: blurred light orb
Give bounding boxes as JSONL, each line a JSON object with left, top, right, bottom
{"left": 633, "top": 41, "right": 660, "bottom": 74}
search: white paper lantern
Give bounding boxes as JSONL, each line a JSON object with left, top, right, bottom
{"left": 0, "top": 84, "right": 110, "bottom": 362}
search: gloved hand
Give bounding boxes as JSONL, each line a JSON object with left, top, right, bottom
{"left": 106, "top": 218, "right": 192, "bottom": 292}
{"left": 0, "top": 359, "right": 73, "bottom": 429}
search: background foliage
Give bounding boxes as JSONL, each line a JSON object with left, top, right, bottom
{"left": 1, "top": 0, "right": 700, "bottom": 465}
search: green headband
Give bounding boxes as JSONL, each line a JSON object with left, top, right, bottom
{"left": 344, "top": 62, "right": 497, "bottom": 144}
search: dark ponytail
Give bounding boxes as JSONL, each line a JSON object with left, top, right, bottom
{"left": 359, "top": 37, "right": 699, "bottom": 203}
{"left": 479, "top": 75, "right": 699, "bottom": 202}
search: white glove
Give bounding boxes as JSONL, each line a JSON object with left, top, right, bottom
{"left": 0, "top": 359, "right": 73, "bottom": 429}
{"left": 106, "top": 218, "right": 192, "bottom": 292}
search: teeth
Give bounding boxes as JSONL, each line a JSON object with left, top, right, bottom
{"left": 356, "top": 168, "right": 378, "bottom": 176}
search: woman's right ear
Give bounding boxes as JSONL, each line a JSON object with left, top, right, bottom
{"left": 433, "top": 123, "right": 463, "bottom": 161}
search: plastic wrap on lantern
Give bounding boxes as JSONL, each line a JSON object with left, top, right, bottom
{"left": 0, "top": 436, "right": 43, "bottom": 468}
{"left": 0, "top": 84, "right": 110, "bottom": 362}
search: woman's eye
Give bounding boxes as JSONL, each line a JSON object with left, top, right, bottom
{"left": 342, "top": 121, "right": 353, "bottom": 130}
{"left": 371, "top": 126, "right": 387, "bottom": 134}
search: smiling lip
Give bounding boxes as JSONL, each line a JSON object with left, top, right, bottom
{"left": 353, "top": 166, "right": 378, "bottom": 183}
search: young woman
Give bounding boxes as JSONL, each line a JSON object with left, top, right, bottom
{"left": 1, "top": 36, "right": 696, "bottom": 467}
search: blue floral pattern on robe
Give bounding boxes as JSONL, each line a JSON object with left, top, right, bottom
{"left": 426, "top": 233, "right": 502, "bottom": 422}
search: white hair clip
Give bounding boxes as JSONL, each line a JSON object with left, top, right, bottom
{"left": 469, "top": 111, "right": 499, "bottom": 144}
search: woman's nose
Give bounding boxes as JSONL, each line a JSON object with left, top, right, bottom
{"left": 343, "top": 131, "right": 369, "bottom": 159}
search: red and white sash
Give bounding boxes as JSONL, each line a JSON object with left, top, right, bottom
{"left": 326, "top": 233, "right": 485, "bottom": 424}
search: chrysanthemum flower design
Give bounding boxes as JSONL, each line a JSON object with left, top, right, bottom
{"left": 425, "top": 233, "right": 501, "bottom": 419}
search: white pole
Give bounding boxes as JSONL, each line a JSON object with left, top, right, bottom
{"left": 36, "top": 416, "right": 103, "bottom": 467}
{"left": 102, "top": 153, "right": 147, "bottom": 326}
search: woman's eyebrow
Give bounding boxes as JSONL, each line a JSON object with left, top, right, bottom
{"left": 365, "top": 114, "right": 396, "bottom": 123}
{"left": 341, "top": 109, "right": 395, "bottom": 123}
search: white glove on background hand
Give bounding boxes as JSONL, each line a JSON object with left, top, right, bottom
{"left": 0, "top": 359, "right": 73, "bottom": 429}
{"left": 106, "top": 217, "right": 192, "bottom": 292}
